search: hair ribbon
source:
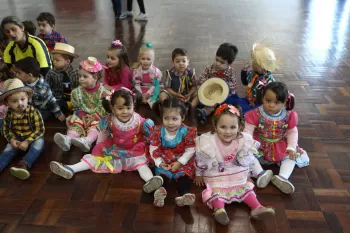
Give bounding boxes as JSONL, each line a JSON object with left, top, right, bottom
{"left": 214, "top": 104, "right": 240, "bottom": 116}
{"left": 111, "top": 40, "right": 123, "bottom": 47}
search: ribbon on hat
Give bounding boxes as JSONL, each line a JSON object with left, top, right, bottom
{"left": 214, "top": 104, "right": 240, "bottom": 116}
{"left": 111, "top": 40, "right": 123, "bottom": 47}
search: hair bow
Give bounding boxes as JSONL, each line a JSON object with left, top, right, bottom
{"left": 111, "top": 40, "right": 123, "bottom": 47}
{"left": 256, "top": 78, "right": 268, "bottom": 90}
{"left": 214, "top": 104, "right": 240, "bottom": 116}
{"left": 145, "top": 43, "right": 152, "bottom": 48}
{"left": 104, "top": 89, "right": 115, "bottom": 102}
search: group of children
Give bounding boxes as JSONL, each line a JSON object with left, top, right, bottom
{"left": 0, "top": 11, "right": 311, "bottom": 226}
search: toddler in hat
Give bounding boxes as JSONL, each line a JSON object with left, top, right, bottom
{"left": 45, "top": 43, "right": 79, "bottom": 114}
{"left": 227, "top": 41, "right": 278, "bottom": 114}
{"left": 53, "top": 57, "right": 110, "bottom": 153}
{"left": 0, "top": 78, "right": 45, "bottom": 180}
{"left": 196, "top": 43, "right": 238, "bottom": 124}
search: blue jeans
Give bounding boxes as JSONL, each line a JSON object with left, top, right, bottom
{"left": 111, "top": 0, "right": 122, "bottom": 16}
{"left": 0, "top": 137, "right": 44, "bottom": 172}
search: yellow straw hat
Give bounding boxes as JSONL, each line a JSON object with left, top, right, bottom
{"left": 251, "top": 41, "right": 279, "bottom": 71}
{"left": 0, "top": 78, "right": 33, "bottom": 102}
{"left": 198, "top": 78, "right": 229, "bottom": 107}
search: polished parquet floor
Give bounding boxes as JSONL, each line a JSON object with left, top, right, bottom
{"left": 1, "top": 0, "right": 350, "bottom": 232}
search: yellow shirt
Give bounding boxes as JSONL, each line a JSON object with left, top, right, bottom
{"left": 3, "top": 34, "right": 52, "bottom": 69}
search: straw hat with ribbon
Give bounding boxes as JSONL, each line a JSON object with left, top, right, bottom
{"left": 198, "top": 78, "right": 229, "bottom": 107}
{"left": 51, "top": 43, "right": 79, "bottom": 58}
{"left": 80, "top": 57, "right": 107, "bottom": 73}
{"left": 0, "top": 78, "right": 33, "bottom": 103}
{"left": 251, "top": 41, "right": 280, "bottom": 72}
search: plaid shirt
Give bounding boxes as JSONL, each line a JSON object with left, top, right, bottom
{"left": 37, "top": 31, "right": 67, "bottom": 51}
{"left": 197, "top": 64, "right": 237, "bottom": 95}
{"left": 3, "top": 105, "right": 45, "bottom": 142}
{"left": 45, "top": 64, "right": 79, "bottom": 101}
{"left": 27, "top": 76, "right": 62, "bottom": 115}
{"left": 163, "top": 67, "right": 196, "bottom": 95}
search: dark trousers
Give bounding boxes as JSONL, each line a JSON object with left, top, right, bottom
{"left": 160, "top": 174, "right": 191, "bottom": 196}
{"left": 111, "top": 0, "right": 122, "bottom": 16}
{"left": 127, "top": 0, "right": 146, "bottom": 13}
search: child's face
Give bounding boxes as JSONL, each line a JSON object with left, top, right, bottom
{"left": 172, "top": 55, "right": 189, "bottom": 74}
{"left": 106, "top": 49, "right": 119, "bottom": 69}
{"left": 215, "top": 56, "right": 229, "bottom": 72}
{"left": 140, "top": 51, "right": 153, "bottom": 70}
{"left": 252, "top": 60, "right": 266, "bottom": 75}
{"left": 16, "top": 69, "right": 36, "bottom": 84}
{"left": 111, "top": 96, "right": 134, "bottom": 123}
{"left": 6, "top": 91, "right": 28, "bottom": 114}
{"left": 162, "top": 108, "right": 183, "bottom": 134}
{"left": 37, "top": 20, "right": 53, "bottom": 35}
{"left": 3, "top": 23, "right": 25, "bottom": 43}
{"left": 214, "top": 114, "right": 240, "bottom": 144}
{"left": 78, "top": 69, "right": 97, "bottom": 89}
{"left": 52, "top": 54, "right": 69, "bottom": 70}
{"left": 262, "top": 89, "right": 286, "bottom": 115}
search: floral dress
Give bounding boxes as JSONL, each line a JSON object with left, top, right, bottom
{"left": 195, "top": 132, "right": 260, "bottom": 209}
{"left": 81, "top": 112, "right": 154, "bottom": 173}
{"left": 149, "top": 124, "right": 197, "bottom": 179}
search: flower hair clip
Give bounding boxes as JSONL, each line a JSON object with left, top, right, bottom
{"left": 111, "top": 40, "right": 123, "bottom": 47}
{"left": 214, "top": 104, "right": 240, "bottom": 116}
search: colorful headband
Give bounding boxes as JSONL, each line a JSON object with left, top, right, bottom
{"left": 80, "top": 57, "right": 107, "bottom": 73}
{"left": 214, "top": 104, "right": 240, "bottom": 116}
{"left": 111, "top": 40, "right": 123, "bottom": 47}
{"left": 104, "top": 87, "right": 135, "bottom": 102}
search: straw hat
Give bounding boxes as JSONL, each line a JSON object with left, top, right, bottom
{"left": 251, "top": 41, "right": 279, "bottom": 71}
{"left": 51, "top": 43, "right": 79, "bottom": 58}
{"left": 0, "top": 78, "right": 33, "bottom": 102}
{"left": 80, "top": 57, "right": 107, "bottom": 73}
{"left": 198, "top": 78, "right": 229, "bottom": 107}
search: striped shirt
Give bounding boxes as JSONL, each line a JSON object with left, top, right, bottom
{"left": 3, "top": 33, "right": 52, "bottom": 75}
{"left": 3, "top": 105, "right": 45, "bottom": 142}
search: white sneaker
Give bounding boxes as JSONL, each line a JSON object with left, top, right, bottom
{"left": 143, "top": 176, "right": 163, "bottom": 193}
{"left": 54, "top": 133, "right": 71, "bottom": 151}
{"left": 71, "top": 137, "right": 91, "bottom": 152}
{"left": 175, "top": 193, "right": 195, "bottom": 207}
{"left": 50, "top": 161, "right": 74, "bottom": 179}
{"left": 214, "top": 208, "right": 230, "bottom": 225}
{"left": 134, "top": 13, "right": 148, "bottom": 21}
{"left": 271, "top": 175, "right": 295, "bottom": 194}
{"left": 256, "top": 170, "right": 273, "bottom": 188}
{"left": 120, "top": 11, "right": 133, "bottom": 19}
{"left": 154, "top": 187, "right": 167, "bottom": 207}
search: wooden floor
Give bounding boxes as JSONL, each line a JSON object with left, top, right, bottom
{"left": 1, "top": 0, "right": 350, "bottom": 232}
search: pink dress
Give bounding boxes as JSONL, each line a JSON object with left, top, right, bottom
{"left": 104, "top": 66, "right": 133, "bottom": 90}
{"left": 195, "top": 132, "right": 260, "bottom": 209}
{"left": 245, "top": 106, "right": 308, "bottom": 164}
{"left": 81, "top": 112, "right": 154, "bottom": 173}
{"left": 0, "top": 82, "right": 7, "bottom": 120}
{"left": 133, "top": 65, "right": 162, "bottom": 107}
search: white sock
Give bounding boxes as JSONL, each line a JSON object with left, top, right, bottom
{"left": 67, "top": 161, "right": 91, "bottom": 173}
{"left": 279, "top": 159, "right": 296, "bottom": 179}
{"left": 250, "top": 157, "right": 264, "bottom": 178}
{"left": 137, "top": 164, "right": 154, "bottom": 182}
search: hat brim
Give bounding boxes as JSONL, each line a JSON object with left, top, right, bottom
{"left": 51, "top": 50, "right": 79, "bottom": 58}
{"left": 198, "top": 78, "right": 229, "bottom": 107}
{"left": 0, "top": 87, "right": 33, "bottom": 103}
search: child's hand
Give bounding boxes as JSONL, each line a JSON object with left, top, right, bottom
{"left": 184, "top": 94, "right": 191, "bottom": 101}
{"left": 249, "top": 100, "right": 255, "bottom": 107}
{"left": 243, "top": 64, "right": 250, "bottom": 70}
{"left": 170, "top": 161, "right": 182, "bottom": 172}
{"left": 142, "top": 93, "right": 149, "bottom": 103}
{"left": 19, "top": 140, "right": 29, "bottom": 151}
{"left": 10, "top": 138, "right": 20, "bottom": 149}
{"left": 57, "top": 113, "right": 66, "bottom": 121}
{"left": 194, "top": 176, "right": 205, "bottom": 186}
{"left": 287, "top": 150, "right": 297, "bottom": 160}
{"left": 160, "top": 162, "right": 171, "bottom": 170}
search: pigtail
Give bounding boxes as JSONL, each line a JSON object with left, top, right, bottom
{"left": 152, "top": 99, "right": 162, "bottom": 117}
{"left": 286, "top": 92, "right": 295, "bottom": 111}
{"left": 102, "top": 98, "right": 112, "bottom": 113}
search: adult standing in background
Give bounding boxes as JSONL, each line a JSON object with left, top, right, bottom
{"left": 111, "top": 0, "right": 122, "bottom": 18}
{"left": 1, "top": 16, "right": 52, "bottom": 77}
{"left": 120, "top": 0, "right": 148, "bottom": 21}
